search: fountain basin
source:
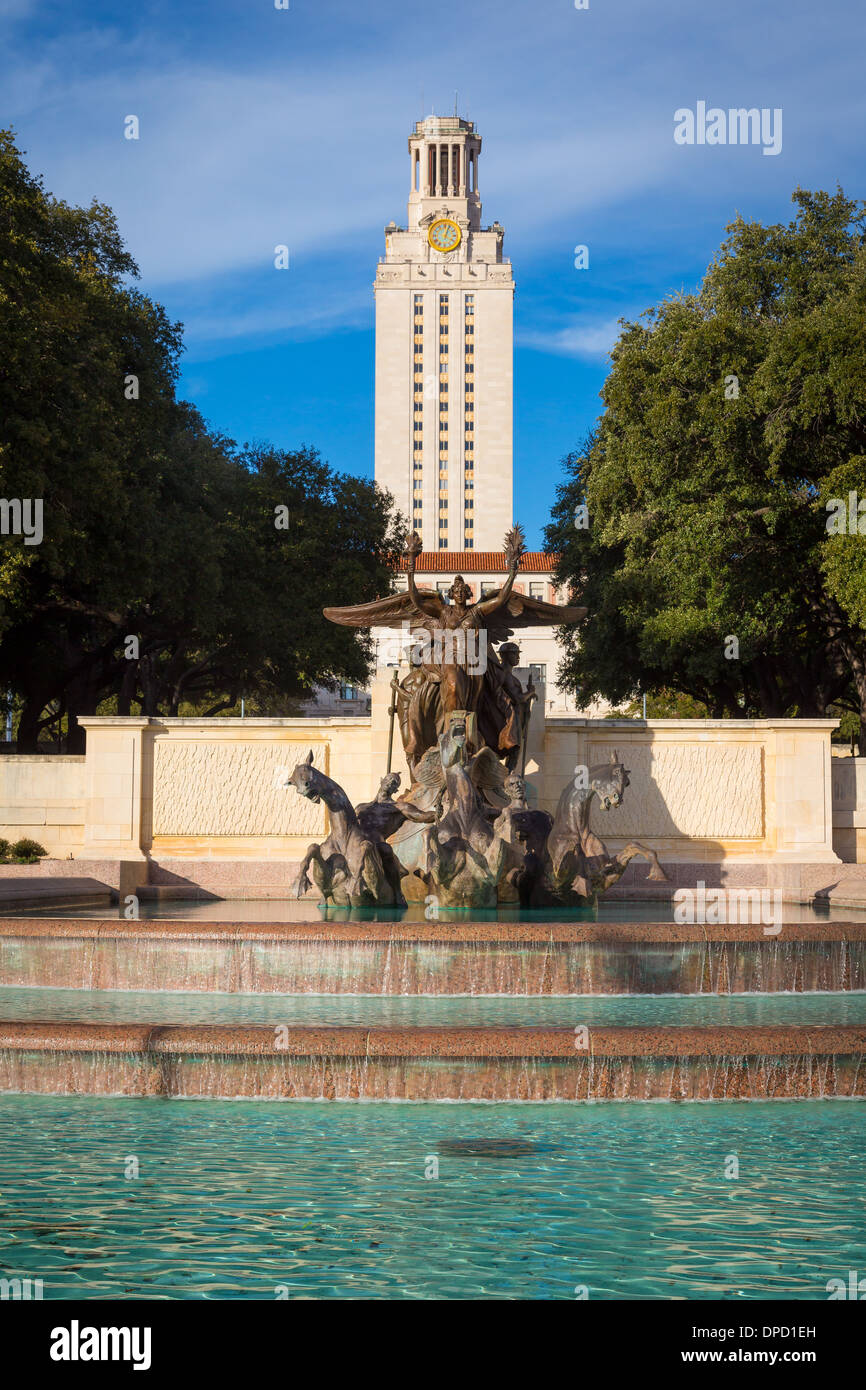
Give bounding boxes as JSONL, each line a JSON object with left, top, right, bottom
{"left": 1, "top": 1021, "right": 864, "bottom": 1101}
{"left": 3, "top": 987, "right": 866, "bottom": 1026}
{"left": 2, "top": 919, "right": 865, "bottom": 994}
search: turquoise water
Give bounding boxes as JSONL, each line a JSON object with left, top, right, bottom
{"left": 0, "top": 1094, "right": 863, "bottom": 1299}
{"left": 3, "top": 985, "right": 866, "bottom": 1026}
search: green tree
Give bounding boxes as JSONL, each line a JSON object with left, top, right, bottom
{"left": 547, "top": 189, "right": 866, "bottom": 744}
{"left": 0, "top": 131, "right": 404, "bottom": 749}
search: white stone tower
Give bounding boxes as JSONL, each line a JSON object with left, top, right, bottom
{"left": 374, "top": 115, "right": 514, "bottom": 551}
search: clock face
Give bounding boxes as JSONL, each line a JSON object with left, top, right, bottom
{"left": 428, "top": 218, "right": 462, "bottom": 253}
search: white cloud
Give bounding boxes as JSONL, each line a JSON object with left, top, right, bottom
{"left": 519, "top": 317, "right": 623, "bottom": 361}
{"left": 180, "top": 282, "right": 371, "bottom": 353}
{"left": 4, "top": 0, "right": 863, "bottom": 356}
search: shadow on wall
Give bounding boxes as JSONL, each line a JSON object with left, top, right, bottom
{"left": 587, "top": 739, "right": 765, "bottom": 843}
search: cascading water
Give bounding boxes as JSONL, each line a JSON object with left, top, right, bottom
{"left": 1, "top": 913, "right": 865, "bottom": 1101}
{"left": 1, "top": 929, "right": 864, "bottom": 994}
{"left": 1, "top": 1041, "right": 863, "bottom": 1102}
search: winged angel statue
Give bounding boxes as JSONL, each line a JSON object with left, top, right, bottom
{"left": 324, "top": 525, "right": 586, "bottom": 775}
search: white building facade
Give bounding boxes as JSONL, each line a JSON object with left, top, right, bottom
{"left": 374, "top": 115, "right": 513, "bottom": 552}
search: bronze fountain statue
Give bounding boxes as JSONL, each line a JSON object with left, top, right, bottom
{"left": 288, "top": 525, "right": 667, "bottom": 909}
{"left": 324, "top": 525, "right": 574, "bottom": 773}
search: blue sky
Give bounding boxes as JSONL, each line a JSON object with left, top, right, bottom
{"left": 3, "top": 0, "right": 864, "bottom": 546}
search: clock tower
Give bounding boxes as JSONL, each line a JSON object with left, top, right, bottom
{"left": 374, "top": 115, "right": 514, "bottom": 551}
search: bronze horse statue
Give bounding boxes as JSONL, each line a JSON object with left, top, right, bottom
{"left": 289, "top": 752, "right": 406, "bottom": 907}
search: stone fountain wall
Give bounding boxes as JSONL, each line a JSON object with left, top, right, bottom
{"left": 1, "top": 1020, "right": 863, "bottom": 1102}
{"left": 0, "top": 704, "right": 850, "bottom": 881}
{"left": 3, "top": 920, "right": 866, "bottom": 995}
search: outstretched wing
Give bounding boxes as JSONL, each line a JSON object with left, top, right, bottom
{"left": 323, "top": 588, "right": 443, "bottom": 631}
{"left": 479, "top": 591, "right": 587, "bottom": 643}
{"left": 470, "top": 747, "right": 509, "bottom": 808}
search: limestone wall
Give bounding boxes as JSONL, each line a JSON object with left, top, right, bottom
{"left": 77, "top": 716, "right": 373, "bottom": 861}
{"left": 830, "top": 757, "right": 866, "bottom": 863}
{"left": 0, "top": 756, "right": 86, "bottom": 855}
{"left": 0, "top": 709, "right": 848, "bottom": 868}
{"left": 533, "top": 719, "right": 839, "bottom": 864}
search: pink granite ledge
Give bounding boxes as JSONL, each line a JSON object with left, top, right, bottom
{"left": 1, "top": 918, "right": 866, "bottom": 943}
{"left": 0, "top": 881, "right": 113, "bottom": 909}
{"left": 2, "top": 1022, "right": 865, "bottom": 1059}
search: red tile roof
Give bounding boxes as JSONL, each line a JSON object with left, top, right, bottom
{"left": 395, "top": 550, "right": 555, "bottom": 573}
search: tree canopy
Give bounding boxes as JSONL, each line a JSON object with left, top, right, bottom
{"left": 0, "top": 130, "right": 404, "bottom": 750}
{"left": 547, "top": 188, "right": 866, "bottom": 742}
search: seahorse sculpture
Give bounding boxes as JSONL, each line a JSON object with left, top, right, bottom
{"left": 288, "top": 752, "right": 406, "bottom": 907}
{"left": 288, "top": 746, "right": 667, "bottom": 911}
{"left": 544, "top": 750, "right": 668, "bottom": 904}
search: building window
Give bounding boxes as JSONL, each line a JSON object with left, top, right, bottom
{"left": 529, "top": 664, "right": 547, "bottom": 686}
{"left": 340, "top": 683, "right": 357, "bottom": 701}
{"left": 529, "top": 582, "right": 545, "bottom": 600}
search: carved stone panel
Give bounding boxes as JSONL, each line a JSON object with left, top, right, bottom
{"left": 588, "top": 742, "right": 764, "bottom": 840}
{"left": 152, "top": 741, "right": 327, "bottom": 838}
